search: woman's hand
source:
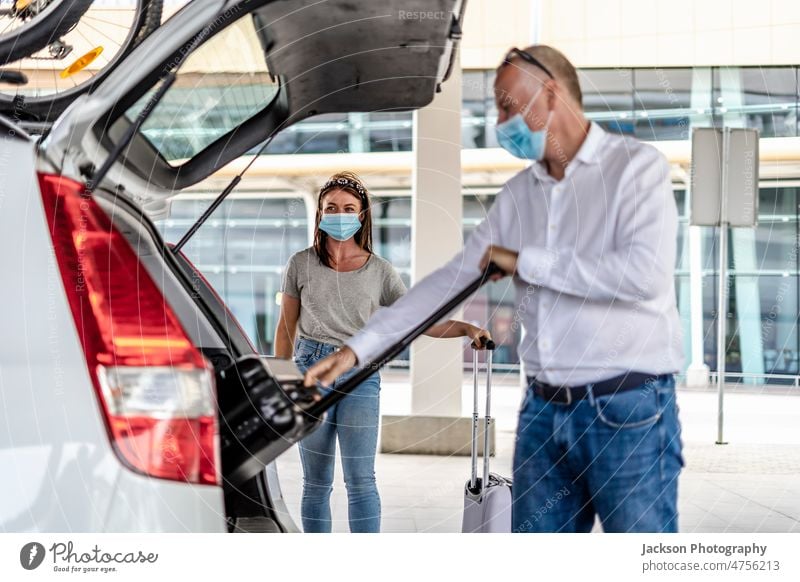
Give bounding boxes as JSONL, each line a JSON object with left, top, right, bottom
{"left": 463, "top": 322, "right": 492, "bottom": 349}
{"left": 303, "top": 346, "right": 357, "bottom": 388}
{"left": 423, "top": 320, "right": 493, "bottom": 348}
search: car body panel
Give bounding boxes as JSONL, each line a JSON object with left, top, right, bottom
{"left": 0, "top": 134, "right": 120, "bottom": 531}
{"left": 104, "top": 471, "right": 226, "bottom": 533}
{"left": 0, "top": 127, "right": 228, "bottom": 533}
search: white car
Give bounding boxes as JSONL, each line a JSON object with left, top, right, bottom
{"left": 0, "top": 0, "right": 463, "bottom": 532}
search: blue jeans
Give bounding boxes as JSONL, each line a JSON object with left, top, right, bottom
{"left": 293, "top": 337, "right": 381, "bottom": 533}
{"left": 512, "top": 375, "right": 684, "bottom": 533}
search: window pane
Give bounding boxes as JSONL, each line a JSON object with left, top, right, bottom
{"left": 714, "top": 67, "right": 798, "bottom": 137}
{"left": 674, "top": 189, "right": 687, "bottom": 218}
{"left": 748, "top": 222, "right": 798, "bottom": 273}
{"left": 265, "top": 114, "right": 349, "bottom": 154}
{"left": 728, "top": 276, "right": 799, "bottom": 379}
{"left": 463, "top": 71, "right": 489, "bottom": 148}
{"left": 703, "top": 273, "right": 719, "bottom": 371}
{"left": 633, "top": 68, "right": 693, "bottom": 140}
{"left": 371, "top": 197, "right": 412, "bottom": 277}
{"left": 579, "top": 68, "right": 634, "bottom": 135}
{"left": 759, "top": 186, "right": 798, "bottom": 217}
{"left": 132, "top": 15, "right": 279, "bottom": 163}
{"left": 367, "top": 112, "right": 413, "bottom": 152}
{"left": 157, "top": 195, "right": 309, "bottom": 353}
{"left": 758, "top": 277, "right": 799, "bottom": 374}
{"left": 751, "top": 187, "right": 798, "bottom": 272}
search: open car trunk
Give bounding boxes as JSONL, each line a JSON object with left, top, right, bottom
{"left": 94, "top": 176, "right": 498, "bottom": 532}
{"left": 96, "top": 178, "right": 498, "bottom": 532}
{"left": 85, "top": 184, "right": 308, "bottom": 532}
{"left": 39, "top": 0, "right": 467, "bottom": 531}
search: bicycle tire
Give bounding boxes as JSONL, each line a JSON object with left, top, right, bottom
{"left": 0, "top": 0, "right": 158, "bottom": 122}
{"left": 134, "top": 0, "right": 162, "bottom": 44}
{"left": 0, "top": 0, "right": 96, "bottom": 65}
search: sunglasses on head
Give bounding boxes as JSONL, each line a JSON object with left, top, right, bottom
{"left": 501, "top": 47, "right": 554, "bottom": 80}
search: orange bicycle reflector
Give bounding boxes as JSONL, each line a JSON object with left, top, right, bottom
{"left": 60, "top": 46, "right": 104, "bottom": 79}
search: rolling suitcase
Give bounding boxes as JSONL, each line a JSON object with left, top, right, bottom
{"left": 462, "top": 341, "right": 513, "bottom": 533}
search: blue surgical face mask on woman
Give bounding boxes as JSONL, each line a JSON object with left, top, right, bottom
{"left": 495, "top": 85, "right": 553, "bottom": 160}
{"left": 319, "top": 213, "right": 362, "bottom": 241}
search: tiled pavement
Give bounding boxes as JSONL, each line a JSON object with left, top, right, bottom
{"left": 274, "top": 373, "right": 800, "bottom": 533}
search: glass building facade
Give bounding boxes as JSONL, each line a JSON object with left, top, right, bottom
{"left": 258, "top": 66, "right": 799, "bottom": 153}
{"left": 157, "top": 66, "right": 800, "bottom": 383}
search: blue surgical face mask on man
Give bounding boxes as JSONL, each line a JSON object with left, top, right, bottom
{"left": 495, "top": 86, "right": 553, "bottom": 160}
{"left": 319, "top": 213, "right": 362, "bottom": 241}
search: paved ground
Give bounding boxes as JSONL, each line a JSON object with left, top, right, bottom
{"left": 274, "top": 372, "right": 800, "bottom": 533}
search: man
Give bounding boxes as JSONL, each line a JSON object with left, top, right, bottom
{"left": 304, "top": 45, "right": 685, "bottom": 533}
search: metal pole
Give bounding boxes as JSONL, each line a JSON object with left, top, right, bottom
{"left": 482, "top": 347, "right": 493, "bottom": 493}
{"left": 470, "top": 349, "right": 479, "bottom": 491}
{"left": 716, "top": 128, "right": 730, "bottom": 445}
{"left": 716, "top": 222, "right": 728, "bottom": 444}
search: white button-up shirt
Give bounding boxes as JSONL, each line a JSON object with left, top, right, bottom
{"left": 348, "top": 122, "right": 685, "bottom": 385}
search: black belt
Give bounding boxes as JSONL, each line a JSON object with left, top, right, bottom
{"left": 527, "top": 372, "right": 671, "bottom": 406}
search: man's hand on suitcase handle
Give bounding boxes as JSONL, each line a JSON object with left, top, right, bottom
{"left": 480, "top": 245, "right": 518, "bottom": 282}
{"left": 303, "top": 346, "right": 357, "bottom": 388}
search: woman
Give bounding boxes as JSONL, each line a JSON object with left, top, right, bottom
{"left": 274, "top": 171, "right": 491, "bottom": 533}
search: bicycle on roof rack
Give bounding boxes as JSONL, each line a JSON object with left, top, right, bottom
{"left": 0, "top": 0, "right": 164, "bottom": 123}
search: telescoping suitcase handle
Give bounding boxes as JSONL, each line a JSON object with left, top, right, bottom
{"left": 305, "top": 262, "right": 503, "bottom": 419}
{"left": 470, "top": 340, "right": 496, "bottom": 493}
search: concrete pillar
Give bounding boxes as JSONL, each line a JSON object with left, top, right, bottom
{"left": 409, "top": 65, "right": 464, "bottom": 417}
{"left": 685, "top": 68, "right": 713, "bottom": 387}
{"left": 379, "top": 66, "right": 498, "bottom": 456}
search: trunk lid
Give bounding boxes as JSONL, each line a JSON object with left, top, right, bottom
{"left": 41, "top": 0, "right": 464, "bottom": 217}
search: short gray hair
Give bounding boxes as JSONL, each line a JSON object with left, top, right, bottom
{"left": 505, "top": 45, "right": 583, "bottom": 108}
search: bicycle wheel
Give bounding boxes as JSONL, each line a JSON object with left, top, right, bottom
{"left": 0, "top": 0, "right": 163, "bottom": 122}
{"left": 0, "top": 0, "right": 95, "bottom": 65}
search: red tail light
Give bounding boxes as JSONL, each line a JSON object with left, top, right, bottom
{"left": 39, "top": 173, "right": 219, "bottom": 486}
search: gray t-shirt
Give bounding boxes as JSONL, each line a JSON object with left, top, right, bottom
{"left": 281, "top": 247, "right": 407, "bottom": 346}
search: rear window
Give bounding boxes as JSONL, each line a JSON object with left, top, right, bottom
{"left": 126, "top": 15, "right": 279, "bottom": 164}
